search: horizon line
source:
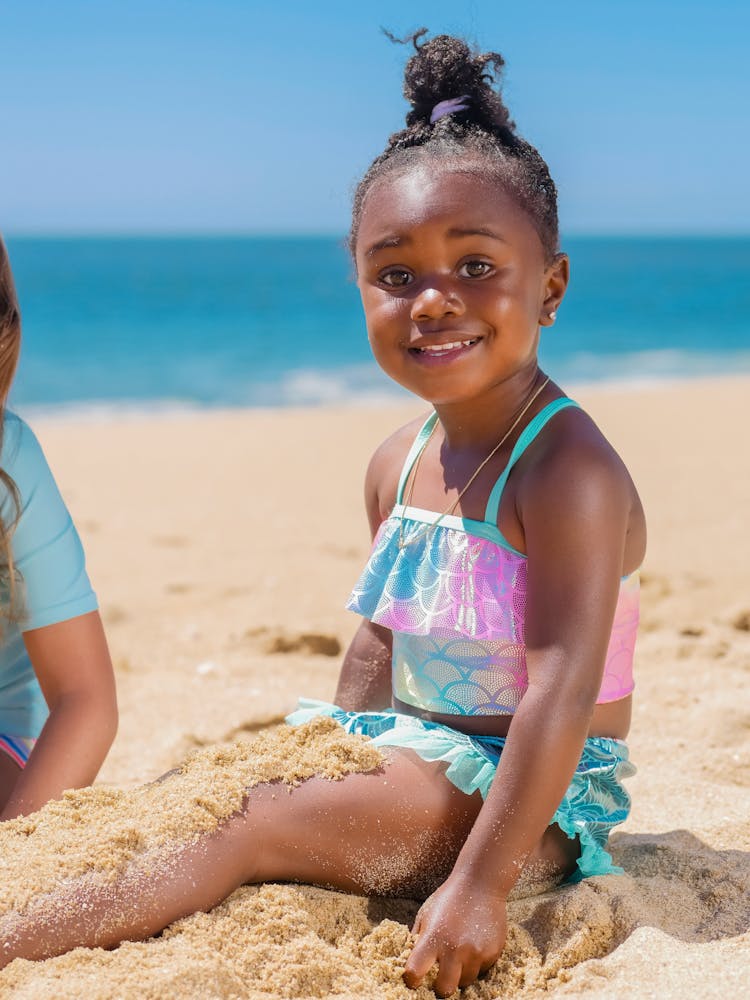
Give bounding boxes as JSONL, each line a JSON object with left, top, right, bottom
{"left": 5, "top": 229, "right": 750, "bottom": 241}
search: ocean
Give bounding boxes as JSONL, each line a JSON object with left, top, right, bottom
{"left": 5, "top": 235, "right": 750, "bottom": 414}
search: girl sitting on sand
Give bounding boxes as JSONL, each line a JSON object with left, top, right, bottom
{"left": 0, "top": 34, "right": 643, "bottom": 996}
{"left": 0, "top": 239, "right": 117, "bottom": 819}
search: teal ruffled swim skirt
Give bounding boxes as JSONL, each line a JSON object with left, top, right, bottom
{"left": 286, "top": 699, "right": 635, "bottom": 882}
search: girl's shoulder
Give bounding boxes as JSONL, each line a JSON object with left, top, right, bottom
{"left": 364, "top": 413, "right": 432, "bottom": 533}
{"left": 517, "top": 402, "right": 633, "bottom": 495}
{"left": 1, "top": 411, "right": 47, "bottom": 479}
{"left": 512, "top": 402, "right": 646, "bottom": 570}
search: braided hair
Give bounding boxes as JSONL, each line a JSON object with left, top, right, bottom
{"left": 350, "top": 31, "right": 560, "bottom": 262}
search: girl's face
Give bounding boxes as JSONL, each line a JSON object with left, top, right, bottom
{"left": 355, "top": 163, "right": 568, "bottom": 407}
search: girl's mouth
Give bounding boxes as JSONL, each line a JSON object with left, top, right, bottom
{"left": 408, "top": 338, "right": 480, "bottom": 362}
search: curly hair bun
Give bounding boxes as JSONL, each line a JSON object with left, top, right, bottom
{"left": 397, "top": 30, "right": 513, "bottom": 133}
{"left": 350, "top": 30, "right": 559, "bottom": 260}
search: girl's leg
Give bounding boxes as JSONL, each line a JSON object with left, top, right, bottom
{"left": 0, "top": 748, "right": 578, "bottom": 967}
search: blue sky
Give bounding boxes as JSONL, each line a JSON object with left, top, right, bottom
{"left": 1, "top": 0, "right": 747, "bottom": 235}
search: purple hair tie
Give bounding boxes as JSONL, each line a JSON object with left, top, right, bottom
{"left": 429, "top": 94, "right": 471, "bottom": 124}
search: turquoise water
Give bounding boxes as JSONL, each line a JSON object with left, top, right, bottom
{"left": 6, "top": 236, "right": 750, "bottom": 411}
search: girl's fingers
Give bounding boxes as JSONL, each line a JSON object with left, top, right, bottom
{"left": 480, "top": 954, "right": 498, "bottom": 975}
{"left": 402, "top": 936, "right": 437, "bottom": 989}
{"left": 405, "top": 943, "right": 472, "bottom": 997}
{"left": 432, "top": 953, "right": 464, "bottom": 998}
{"left": 458, "top": 959, "right": 484, "bottom": 989}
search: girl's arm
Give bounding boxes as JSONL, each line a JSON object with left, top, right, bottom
{"left": 404, "top": 438, "right": 640, "bottom": 996}
{"left": 334, "top": 425, "right": 413, "bottom": 713}
{"left": 334, "top": 619, "right": 392, "bottom": 711}
{"left": 0, "top": 416, "right": 115, "bottom": 820}
{"left": 0, "top": 610, "right": 117, "bottom": 821}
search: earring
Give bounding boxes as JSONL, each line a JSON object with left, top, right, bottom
{"left": 549, "top": 310, "right": 557, "bottom": 322}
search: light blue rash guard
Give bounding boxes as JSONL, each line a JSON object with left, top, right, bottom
{"left": 0, "top": 413, "right": 98, "bottom": 737}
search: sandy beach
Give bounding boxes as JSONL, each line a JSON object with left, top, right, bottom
{"left": 0, "top": 374, "right": 748, "bottom": 998}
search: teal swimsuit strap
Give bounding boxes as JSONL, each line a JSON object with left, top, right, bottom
{"left": 396, "top": 411, "right": 440, "bottom": 504}
{"left": 484, "top": 397, "right": 581, "bottom": 525}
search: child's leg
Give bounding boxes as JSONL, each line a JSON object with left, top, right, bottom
{"left": 0, "top": 748, "right": 577, "bottom": 967}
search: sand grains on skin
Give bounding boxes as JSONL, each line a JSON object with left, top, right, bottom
{"left": 4, "top": 851, "right": 748, "bottom": 1000}
{"left": 0, "top": 717, "right": 383, "bottom": 918}
{"left": 1, "top": 720, "right": 747, "bottom": 1000}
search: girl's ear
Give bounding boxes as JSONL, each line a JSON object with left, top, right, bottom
{"left": 539, "top": 253, "right": 569, "bottom": 327}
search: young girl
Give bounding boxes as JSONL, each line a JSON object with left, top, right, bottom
{"left": 0, "top": 35, "right": 643, "bottom": 996}
{"left": 0, "top": 238, "right": 117, "bottom": 820}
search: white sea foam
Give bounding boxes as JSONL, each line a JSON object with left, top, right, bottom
{"left": 11, "top": 349, "right": 750, "bottom": 423}
{"left": 275, "top": 366, "right": 408, "bottom": 407}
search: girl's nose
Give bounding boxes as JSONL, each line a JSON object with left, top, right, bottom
{"left": 410, "top": 282, "right": 466, "bottom": 322}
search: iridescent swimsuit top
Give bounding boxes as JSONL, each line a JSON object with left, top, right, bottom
{"left": 347, "top": 398, "right": 639, "bottom": 716}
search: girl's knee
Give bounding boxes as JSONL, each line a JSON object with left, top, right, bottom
{"left": 510, "top": 825, "right": 580, "bottom": 899}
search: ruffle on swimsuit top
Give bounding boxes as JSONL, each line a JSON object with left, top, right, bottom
{"left": 347, "top": 509, "right": 639, "bottom": 710}
{"left": 347, "top": 511, "right": 527, "bottom": 641}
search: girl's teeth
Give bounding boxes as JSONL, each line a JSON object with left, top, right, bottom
{"left": 419, "top": 340, "right": 477, "bottom": 353}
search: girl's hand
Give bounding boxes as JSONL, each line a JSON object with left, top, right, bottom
{"left": 402, "top": 873, "right": 507, "bottom": 996}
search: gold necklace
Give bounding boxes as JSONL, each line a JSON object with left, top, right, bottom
{"left": 398, "top": 376, "right": 551, "bottom": 549}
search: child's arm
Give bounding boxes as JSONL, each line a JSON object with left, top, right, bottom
{"left": 334, "top": 426, "right": 413, "bottom": 712}
{"left": 0, "top": 416, "right": 116, "bottom": 820}
{"left": 334, "top": 619, "right": 392, "bottom": 711}
{"left": 404, "top": 435, "right": 640, "bottom": 996}
{"left": 0, "top": 611, "right": 117, "bottom": 821}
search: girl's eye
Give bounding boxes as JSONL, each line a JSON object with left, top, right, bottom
{"left": 379, "top": 269, "right": 412, "bottom": 288}
{"left": 459, "top": 260, "right": 492, "bottom": 278}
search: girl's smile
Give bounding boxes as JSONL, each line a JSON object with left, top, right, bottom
{"left": 355, "top": 163, "right": 568, "bottom": 410}
{"left": 408, "top": 338, "right": 481, "bottom": 364}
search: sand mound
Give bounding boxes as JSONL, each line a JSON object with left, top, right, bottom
{"left": 0, "top": 724, "right": 747, "bottom": 999}
{"left": 0, "top": 718, "right": 382, "bottom": 917}
{"left": 2, "top": 830, "right": 747, "bottom": 999}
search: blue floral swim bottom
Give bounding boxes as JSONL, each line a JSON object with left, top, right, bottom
{"left": 287, "top": 699, "right": 636, "bottom": 882}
